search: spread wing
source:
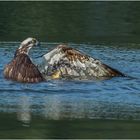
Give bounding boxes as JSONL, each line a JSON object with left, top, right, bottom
{"left": 38, "top": 44, "right": 124, "bottom": 80}
{"left": 4, "top": 54, "right": 44, "bottom": 83}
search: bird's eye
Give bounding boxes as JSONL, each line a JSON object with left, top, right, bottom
{"left": 25, "top": 41, "right": 32, "bottom": 46}
{"left": 28, "top": 41, "right": 32, "bottom": 44}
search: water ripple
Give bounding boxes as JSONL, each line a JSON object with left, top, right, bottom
{"left": 0, "top": 42, "right": 140, "bottom": 120}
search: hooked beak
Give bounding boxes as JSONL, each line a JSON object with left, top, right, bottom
{"left": 34, "top": 41, "right": 41, "bottom": 51}
{"left": 32, "top": 38, "right": 40, "bottom": 47}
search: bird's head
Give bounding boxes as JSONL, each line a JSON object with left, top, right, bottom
{"left": 15, "top": 37, "right": 39, "bottom": 57}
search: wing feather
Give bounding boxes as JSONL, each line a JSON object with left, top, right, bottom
{"left": 4, "top": 54, "right": 44, "bottom": 83}
{"left": 39, "top": 44, "right": 124, "bottom": 79}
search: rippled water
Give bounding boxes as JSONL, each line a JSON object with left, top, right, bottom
{"left": 0, "top": 42, "right": 140, "bottom": 138}
{"left": 1, "top": 1, "right": 140, "bottom": 139}
{"left": 1, "top": 42, "right": 140, "bottom": 118}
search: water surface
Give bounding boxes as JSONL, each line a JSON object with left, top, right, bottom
{"left": 0, "top": 42, "right": 140, "bottom": 138}
{"left": 0, "top": 1, "right": 140, "bottom": 139}
{"left": 1, "top": 2, "right": 140, "bottom": 43}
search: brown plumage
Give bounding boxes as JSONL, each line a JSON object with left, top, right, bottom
{"left": 60, "top": 45, "right": 90, "bottom": 62}
{"left": 4, "top": 38, "right": 44, "bottom": 83}
{"left": 39, "top": 44, "right": 125, "bottom": 80}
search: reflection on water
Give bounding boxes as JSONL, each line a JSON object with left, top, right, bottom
{"left": 43, "top": 95, "right": 62, "bottom": 120}
{"left": 1, "top": 111, "right": 140, "bottom": 139}
{"left": 16, "top": 93, "right": 140, "bottom": 122}
{"left": 0, "top": 1, "right": 140, "bottom": 138}
{"left": 17, "top": 96, "right": 31, "bottom": 125}
{"left": 1, "top": 42, "right": 139, "bottom": 121}
{"left": 0, "top": 42, "right": 140, "bottom": 138}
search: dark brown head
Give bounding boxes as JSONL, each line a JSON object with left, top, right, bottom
{"left": 15, "top": 37, "right": 39, "bottom": 57}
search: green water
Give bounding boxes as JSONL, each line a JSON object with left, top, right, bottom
{"left": 0, "top": 2, "right": 140, "bottom": 139}
{"left": 1, "top": 113, "right": 140, "bottom": 139}
{"left": 0, "top": 1, "right": 140, "bottom": 43}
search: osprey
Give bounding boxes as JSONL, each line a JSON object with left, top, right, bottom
{"left": 4, "top": 37, "right": 44, "bottom": 83}
{"left": 38, "top": 44, "right": 125, "bottom": 80}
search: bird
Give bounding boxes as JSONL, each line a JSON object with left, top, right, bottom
{"left": 3, "top": 37, "right": 44, "bottom": 83}
{"left": 38, "top": 44, "right": 125, "bottom": 80}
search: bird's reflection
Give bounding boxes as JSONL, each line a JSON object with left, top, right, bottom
{"left": 17, "top": 96, "right": 31, "bottom": 126}
{"left": 43, "top": 95, "right": 62, "bottom": 120}
{"left": 15, "top": 94, "right": 136, "bottom": 121}
{"left": 42, "top": 96, "right": 90, "bottom": 120}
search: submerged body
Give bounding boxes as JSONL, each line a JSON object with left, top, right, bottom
{"left": 4, "top": 40, "right": 125, "bottom": 83}
{"left": 4, "top": 38, "right": 44, "bottom": 83}
{"left": 38, "top": 44, "right": 125, "bottom": 80}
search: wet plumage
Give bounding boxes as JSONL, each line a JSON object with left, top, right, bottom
{"left": 4, "top": 38, "right": 44, "bottom": 83}
{"left": 38, "top": 44, "right": 125, "bottom": 80}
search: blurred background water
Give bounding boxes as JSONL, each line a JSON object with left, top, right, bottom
{"left": 1, "top": 1, "right": 140, "bottom": 43}
{"left": 0, "top": 1, "right": 140, "bottom": 139}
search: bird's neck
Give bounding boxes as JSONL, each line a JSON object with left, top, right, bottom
{"left": 14, "top": 48, "right": 29, "bottom": 58}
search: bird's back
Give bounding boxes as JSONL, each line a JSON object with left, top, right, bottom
{"left": 4, "top": 53, "right": 44, "bottom": 83}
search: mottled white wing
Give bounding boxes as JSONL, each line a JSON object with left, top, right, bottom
{"left": 38, "top": 45, "right": 124, "bottom": 79}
